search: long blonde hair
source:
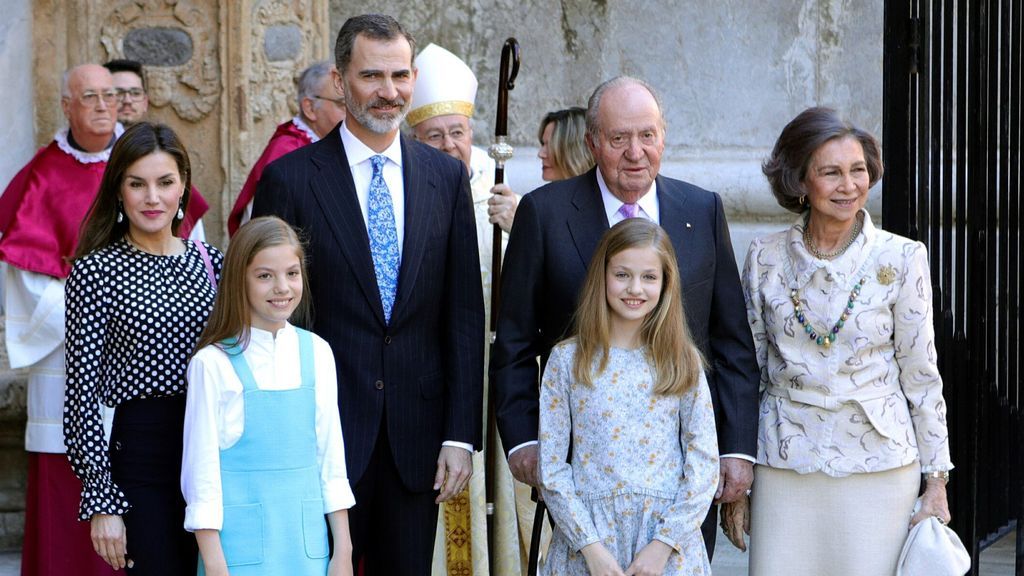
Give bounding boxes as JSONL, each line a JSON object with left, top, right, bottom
{"left": 571, "top": 218, "right": 704, "bottom": 395}
{"left": 194, "top": 217, "right": 311, "bottom": 353}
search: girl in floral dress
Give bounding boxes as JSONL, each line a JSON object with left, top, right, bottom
{"left": 539, "top": 218, "right": 719, "bottom": 576}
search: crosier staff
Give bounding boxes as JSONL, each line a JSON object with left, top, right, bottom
{"left": 485, "top": 36, "right": 519, "bottom": 576}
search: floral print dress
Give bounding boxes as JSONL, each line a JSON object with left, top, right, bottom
{"left": 538, "top": 342, "right": 718, "bottom": 575}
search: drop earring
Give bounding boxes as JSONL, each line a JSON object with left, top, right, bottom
{"left": 176, "top": 203, "right": 185, "bottom": 220}
{"left": 116, "top": 202, "right": 124, "bottom": 223}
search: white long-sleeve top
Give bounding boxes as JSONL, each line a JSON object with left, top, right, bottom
{"left": 181, "top": 324, "right": 355, "bottom": 531}
{"left": 5, "top": 266, "right": 67, "bottom": 453}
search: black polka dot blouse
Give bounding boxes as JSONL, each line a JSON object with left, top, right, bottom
{"left": 64, "top": 238, "right": 223, "bottom": 520}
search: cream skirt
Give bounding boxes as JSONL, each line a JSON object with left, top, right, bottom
{"left": 749, "top": 462, "right": 920, "bottom": 576}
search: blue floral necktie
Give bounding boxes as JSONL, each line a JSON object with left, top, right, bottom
{"left": 367, "top": 155, "right": 400, "bottom": 323}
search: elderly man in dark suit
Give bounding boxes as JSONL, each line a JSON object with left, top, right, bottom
{"left": 252, "top": 14, "right": 484, "bottom": 575}
{"left": 491, "top": 76, "right": 759, "bottom": 557}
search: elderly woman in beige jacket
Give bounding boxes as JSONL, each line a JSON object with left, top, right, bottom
{"left": 724, "top": 107, "right": 953, "bottom": 576}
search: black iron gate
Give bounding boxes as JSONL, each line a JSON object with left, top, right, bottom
{"left": 883, "top": 0, "right": 1022, "bottom": 573}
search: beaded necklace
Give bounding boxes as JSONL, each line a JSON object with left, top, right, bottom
{"left": 790, "top": 277, "right": 866, "bottom": 348}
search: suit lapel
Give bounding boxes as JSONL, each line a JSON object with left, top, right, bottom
{"left": 655, "top": 175, "right": 692, "bottom": 269}
{"left": 307, "top": 131, "right": 386, "bottom": 324}
{"left": 567, "top": 169, "right": 610, "bottom": 269}
{"left": 392, "top": 136, "right": 432, "bottom": 324}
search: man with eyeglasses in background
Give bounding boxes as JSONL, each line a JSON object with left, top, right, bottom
{"left": 0, "top": 62, "right": 195, "bottom": 576}
{"left": 227, "top": 60, "right": 347, "bottom": 236}
{"left": 103, "top": 59, "right": 149, "bottom": 126}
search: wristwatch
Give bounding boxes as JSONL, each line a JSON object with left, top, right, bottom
{"left": 924, "top": 470, "right": 950, "bottom": 485}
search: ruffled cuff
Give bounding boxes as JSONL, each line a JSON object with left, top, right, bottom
{"left": 77, "top": 477, "right": 131, "bottom": 521}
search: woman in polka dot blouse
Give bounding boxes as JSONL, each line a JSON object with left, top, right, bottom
{"left": 63, "top": 123, "right": 222, "bottom": 575}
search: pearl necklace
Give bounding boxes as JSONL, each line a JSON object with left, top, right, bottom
{"left": 790, "top": 277, "right": 866, "bottom": 348}
{"left": 804, "top": 217, "right": 863, "bottom": 260}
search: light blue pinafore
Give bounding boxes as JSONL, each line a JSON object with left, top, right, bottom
{"left": 198, "top": 329, "right": 329, "bottom": 575}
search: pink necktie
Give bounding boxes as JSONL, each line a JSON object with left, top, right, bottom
{"left": 618, "top": 202, "right": 639, "bottom": 220}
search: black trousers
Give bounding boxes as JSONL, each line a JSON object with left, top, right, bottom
{"left": 349, "top": 418, "right": 439, "bottom": 575}
{"left": 109, "top": 395, "right": 197, "bottom": 575}
{"left": 701, "top": 503, "right": 718, "bottom": 560}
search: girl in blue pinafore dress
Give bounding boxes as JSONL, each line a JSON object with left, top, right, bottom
{"left": 538, "top": 219, "right": 719, "bottom": 576}
{"left": 181, "top": 217, "right": 355, "bottom": 576}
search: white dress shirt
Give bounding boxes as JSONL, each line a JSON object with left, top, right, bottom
{"left": 339, "top": 121, "right": 405, "bottom": 248}
{"left": 181, "top": 324, "right": 356, "bottom": 531}
{"left": 596, "top": 168, "right": 660, "bottom": 224}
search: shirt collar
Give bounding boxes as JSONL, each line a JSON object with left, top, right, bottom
{"left": 596, "top": 168, "right": 658, "bottom": 222}
{"left": 339, "top": 121, "right": 403, "bottom": 169}
{"left": 786, "top": 208, "right": 877, "bottom": 289}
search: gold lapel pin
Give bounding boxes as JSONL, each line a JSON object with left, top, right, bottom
{"left": 877, "top": 264, "right": 897, "bottom": 285}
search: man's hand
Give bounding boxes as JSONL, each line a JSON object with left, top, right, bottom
{"left": 720, "top": 495, "right": 750, "bottom": 551}
{"left": 624, "top": 540, "right": 673, "bottom": 575}
{"left": 507, "top": 444, "right": 540, "bottom": 487}
{"left": 434, "top": 446, "right": 473, "bottom": 503}
{"left": 90, "top": 513, "right": 129, "bottom": 570}
{"left": 715, "top": 457, "right": 754, "bottom": 504}
{"left": 488, "top": 184, "right": 519, "bottom": 232}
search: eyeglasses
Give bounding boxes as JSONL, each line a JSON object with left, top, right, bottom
{"left": 423, "top": 127, "right": 470, "bottom": 145}
{"left": 312, "top": 95, "right": 345, "bottom": 106}
{"left": 116, "top": 88, "right": 147, "bottom": 102}
{"left": 70, "top": 90, "right": 121, "bottom": 107}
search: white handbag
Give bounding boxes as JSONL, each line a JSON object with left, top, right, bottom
{"left": 896, "top": 499, "right": 971, "bottom": 576}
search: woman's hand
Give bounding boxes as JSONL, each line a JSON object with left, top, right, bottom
{"left": 911, "top": 477, "right": 951, "bottom": 527}
{"left": 581, "top": 542, "right": 626, "bottom": 576}
{"left": 90, "top": 513, "right": 129, "bottom": 569}
{"left": 328, "top": 555, "right": 353, "bottom": 576}
{"left": 624, "top": 540, "right": 673, "bottom": 575}
{"left": 720, "top": 494, "right": 751, "bottom": 551}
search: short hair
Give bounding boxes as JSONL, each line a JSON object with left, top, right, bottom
{"left": 104, "top": 59, "right": 147, "bottom": 91}
{"left": 194, "top": 216, "right": 312, "bottom": 354}
{"left": 585, "top": 76, "right": 665, "bottom": 140}
{"left": 74, "top": 122, "right": 192, "bottom": 258}
{"left": 762, "top": 107, "right": 884, "bottom": 213}
{"left": 60, "top": 69, "right": 72, "bottom": 98}
{"left": 296, "top": 60, "right": 336, "bottom": 110}
{"left": 334, "top": 14, "right": 415, "bottom": 75}
{"left": 538, "top": 107, "right": 594, "bottom": 178}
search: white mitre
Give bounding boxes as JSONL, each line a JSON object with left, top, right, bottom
{"left": 407, "top": 43, "right": 477, "bottom": 127}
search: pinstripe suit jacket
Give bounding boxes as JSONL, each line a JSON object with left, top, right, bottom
{"left": 491, "top": 168, "right": 760, "bottom": 458}
{"left": 253, "top": 125, "right": 485, "bottom": 491}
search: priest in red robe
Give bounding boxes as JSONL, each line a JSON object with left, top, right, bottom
{"left": 227, "top": 60, "right": 346, "bottom": 236}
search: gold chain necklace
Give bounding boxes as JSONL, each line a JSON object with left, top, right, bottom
{"left": 804, "top": 217, "right": 863, "bottom": 260}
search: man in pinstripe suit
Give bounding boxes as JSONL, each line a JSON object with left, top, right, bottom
{"left": 253, "top": 14, "right": 484, "bottom": 574}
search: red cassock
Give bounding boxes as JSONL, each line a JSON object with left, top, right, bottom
{"left": 228, "top": 120, "right": 314, "bottom": 236}
{"left": 0, "top": 139, "right": 208, "bottom": 279}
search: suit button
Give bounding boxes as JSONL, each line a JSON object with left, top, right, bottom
{"left": 384, "top": 336, "right": 392, "bottom": 345}
{"left": 375, "top": 380, "right": 384, "bottom": 390}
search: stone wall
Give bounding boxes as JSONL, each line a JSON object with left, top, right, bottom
{"left": 0, "top": 0, "right": 884, "bottom": 552}
{"left": 331, "top": 0, "right": 885, "bottom": 256}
